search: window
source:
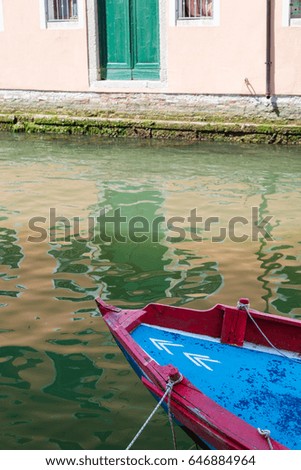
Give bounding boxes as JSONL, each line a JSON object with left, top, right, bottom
{"left": 40, "top": 0, "right": 83, "bottom": 29}
{"left": 283, "top": 0, "right": 301, "bottom": 26}
{"left": 290, "top": 0, "right": 301, "bottom": 19}
{"left": 46, "top": 0, "right": 78, "bottom": 21}
{"left": 179, "top": 0, "right": 213, "bottom": 19}
{"left": 173, "top": 0, "right": 219, "bottom": 26}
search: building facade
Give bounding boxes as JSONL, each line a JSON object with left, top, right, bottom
{"left": 0, "top": 0, "right": 300, "bottom": 96}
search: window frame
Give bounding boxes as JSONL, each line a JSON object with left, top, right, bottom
{"left": 40, "top": 0, "right": 84, "bottom": 30}
{"left": 46, "top": 0, "right": 78, "bottom": 23}
{"left": 171, "top": 0, "right": 220, "bottom": 27}
{"left": 178, "top": 0, "right": 213, "bottom": 20}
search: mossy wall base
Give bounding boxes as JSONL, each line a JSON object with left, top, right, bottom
{"left": 0, "top": 90, "right": 301, "bottom": 143}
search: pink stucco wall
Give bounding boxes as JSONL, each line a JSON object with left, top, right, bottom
{"left": 0, "top": 0, "right": 300, "bottom": 95}
{"left": 167, "top": 0, "right": 301, "bottom": 95}
{"left": 274, "top": 9, "right": 301, "bottom": 94}
{"left": 0, "top": 0, "right": 89, "bottom": 91}
{"left": 167, "top": 0, "right": 266, "bottom": 94}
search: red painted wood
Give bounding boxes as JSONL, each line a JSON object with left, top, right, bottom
{"left": 142, "top": 378, "right": 286, "bottom": 450}
{"left": 221, "top": 308, "right": 247, "bottom": 346}
{"left": 141, "top": 302, "right": 225, "bottom": 338}
{"left": 96, "top": 297, "right": 301, "bottom": 353}
{"left": 244, "top": 312, "right": 301, "bottom": 351}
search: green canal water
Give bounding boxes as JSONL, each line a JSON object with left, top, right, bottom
{"left": 0, "top": 134, "right": 300, "bottom": 450}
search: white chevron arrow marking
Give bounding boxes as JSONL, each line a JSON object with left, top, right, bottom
{"left": 184, "top": 352, "right": 221, "bottom": 371}
{"left": 149, "top": 338, "right": 184, "bottom": 355}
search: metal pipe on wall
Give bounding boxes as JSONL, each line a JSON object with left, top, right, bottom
{"left": 266, "top": 0, "right": 272, "bottom": 98}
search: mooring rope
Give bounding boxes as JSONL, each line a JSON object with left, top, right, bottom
{"left": 167, "top": 379, "right": 179, "bottom": 450}
{"left": 237, "top": 301, "right": 301, "bottom": 362}
{"left": 257, "top": 428, "right": 274, "bottom": 450}
{"left": 126, "top": 374, "right": 183, "bottom": 450}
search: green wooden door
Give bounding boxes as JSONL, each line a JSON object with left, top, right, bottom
{"left": 98, "top": 0, "right": 160, "bottom": 80}
{"left": 131, "top": 0, "right": 160, "bottom": 80}
{"left": 98, "top": 0, "right": 131, "bottom": 80}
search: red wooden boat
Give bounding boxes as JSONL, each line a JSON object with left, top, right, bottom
{"left": 96, "top": 297, "right": 301, "bottom": 450}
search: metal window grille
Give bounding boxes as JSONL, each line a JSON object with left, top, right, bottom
{"left": 179, "top": 0, "right": 213, "bottom": 19}
{"left": 46, "top": 0, "right": 78, "bottom": 21}
{"left": 290, "top": 1, "right": 301, "bottom": 18}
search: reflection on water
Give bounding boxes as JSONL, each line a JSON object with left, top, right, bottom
{"left": 0, "top": 227, "right": 24, "bottom": 300}
{"left": 0, "top": 134, "right": 300, "bottom": 449}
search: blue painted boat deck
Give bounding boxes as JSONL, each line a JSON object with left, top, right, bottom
{"left": 131, "top": 323, "right": 301, "bottom": 449}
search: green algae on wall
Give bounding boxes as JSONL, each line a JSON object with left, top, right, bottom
{"left": 0, "top": 112, "right": 301, "bottom": 144}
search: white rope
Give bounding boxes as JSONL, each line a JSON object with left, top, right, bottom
{"left": 126, "top": 374, "right": 183, "bottom": 450}
{"left": 237, "top": 301, "right": 301, "bottom": 362}
{"left": 258, "top": 428, "right": 273, "bottom": 450}
{"left": 167, "top": 380, "right": 178, "bottom": 450}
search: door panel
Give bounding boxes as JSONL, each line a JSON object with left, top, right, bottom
{"left": 100, "top": 0, "right": 131, "bottom": 79}
{"left": 131, "top": 0, "right": 160, "bottom": 80}
{"left": 98, "top": 0, "right": 160, "bottom": 80}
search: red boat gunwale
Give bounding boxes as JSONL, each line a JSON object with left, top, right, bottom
{"left": 96, "top": 298, "right": 301, "bottom": 450}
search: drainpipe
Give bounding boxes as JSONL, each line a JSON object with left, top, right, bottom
{"left": 266, "top": 0, "right": 272, "bottom": 99}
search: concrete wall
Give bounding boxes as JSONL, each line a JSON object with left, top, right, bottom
{"left": 0, "top": 0, "right": 300, "bottom": 96}
{"left": 1, "top": 89, "right": 301, "bottom": 122}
